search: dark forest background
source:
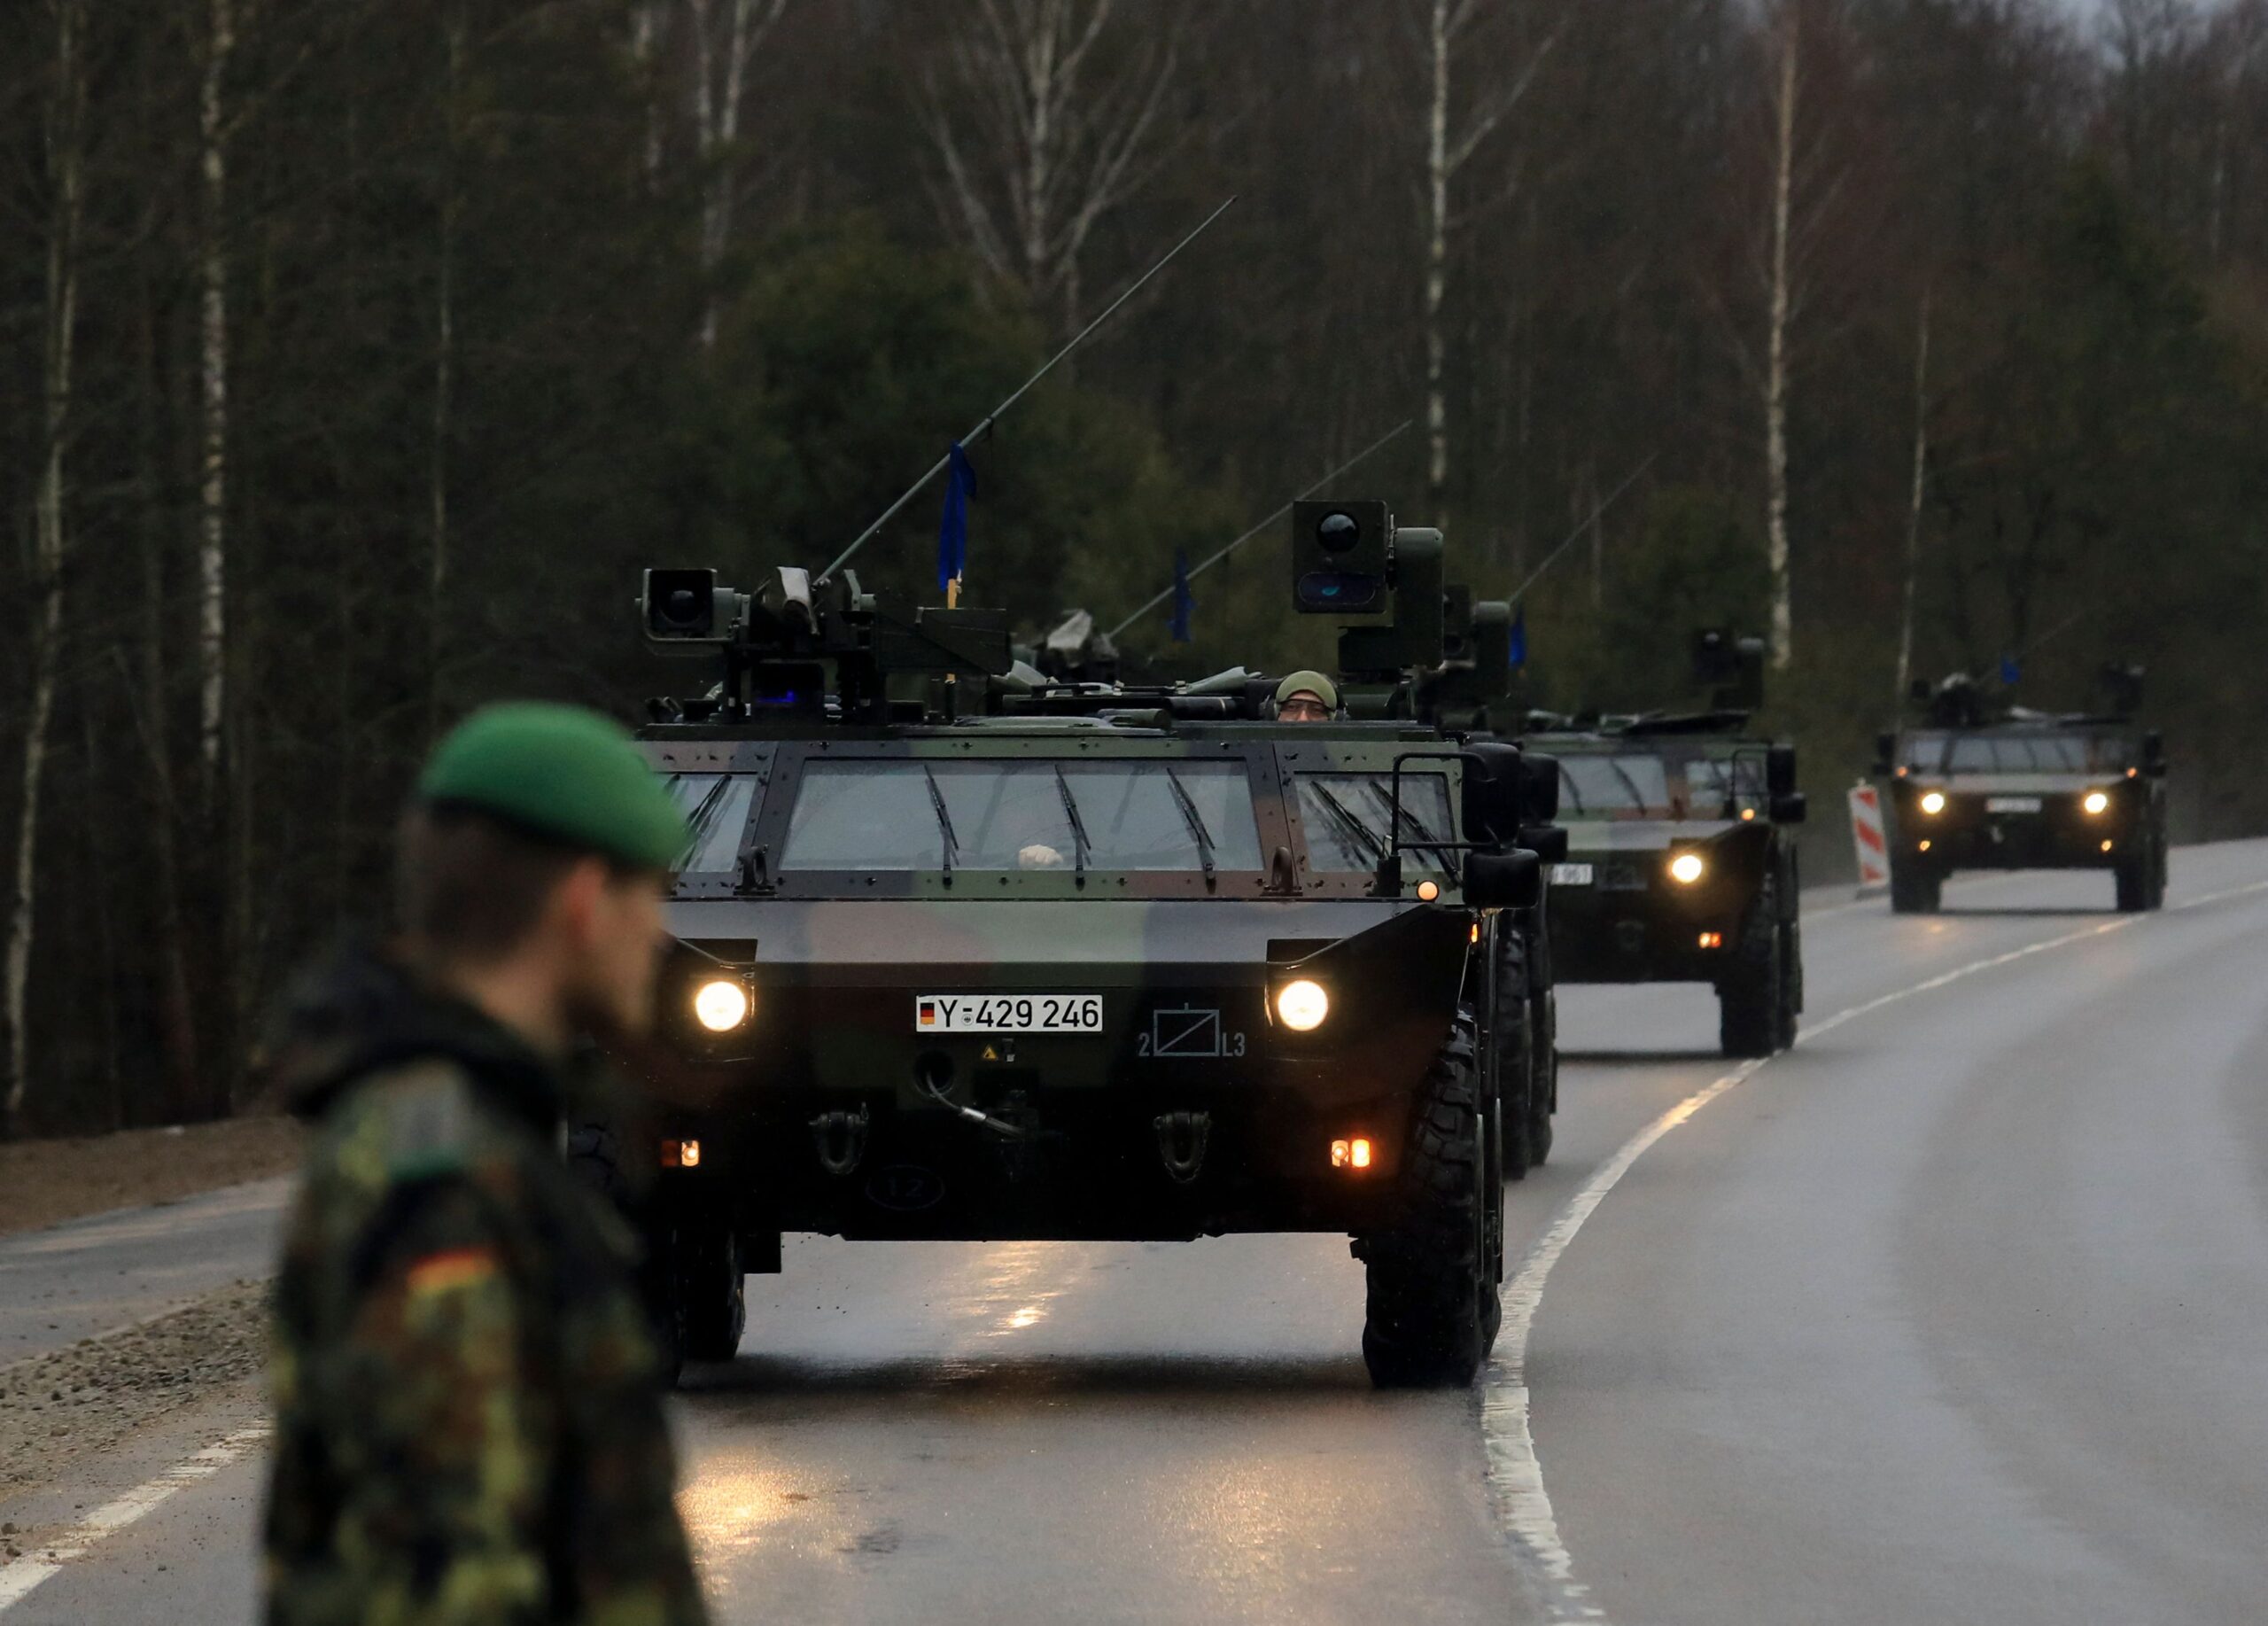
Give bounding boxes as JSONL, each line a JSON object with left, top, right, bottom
{"left": 4, "top": 0, "right": 2264, "bottom": 1133}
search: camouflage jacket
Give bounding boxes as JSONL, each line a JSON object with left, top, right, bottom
{"left": 261, "top": 945, "right": 709, "bottom": 1626}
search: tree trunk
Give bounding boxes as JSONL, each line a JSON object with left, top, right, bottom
{"left": 1763, "top": 4, "right": 1798, "bottom": 672}
{"left": 198, "top": 0, "right": 236, "bottom": 788}
{"left": 1425, "top": 0, "right": 1451, "bottom": 517}
{"left": 1894, "top": 288, "right": 1931, "bottom": 707}
{"left": 5, "top": 0, "right": 86, "bottom": 1134}
{"left": 431, "top": 8, "right": 463, "bottom": 728}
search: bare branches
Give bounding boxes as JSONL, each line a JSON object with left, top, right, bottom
{"left": 916, "top": 0, "right": 1183, "bottom": 330}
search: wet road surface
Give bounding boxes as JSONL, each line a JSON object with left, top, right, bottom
{"left": 4, "top": 844, "right": 2266, "bottom": 1622}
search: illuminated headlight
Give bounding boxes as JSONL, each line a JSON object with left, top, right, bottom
{"left": 2082, "top": 790, "right": 2110, "bottom": 815}
{"left": 1275, "top": 979, "right": 1330, "bottom": 1031}
{"left": 1919, "top": 790, "right": 1946, "bottom": 815}
{"left": 693, "top": 978, "right": 751, "bottom": 1032}
{"left": 1667, "top": 852, "right": 1706, "bottom": 885}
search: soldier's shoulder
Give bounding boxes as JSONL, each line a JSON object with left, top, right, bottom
{"left": 311, "top": 1059, "right": 535, "bottom": 1198}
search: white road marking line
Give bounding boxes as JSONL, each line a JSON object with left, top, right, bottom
{"left": 0, "top": 1425, "right": 270, "bottom": 1613}
{"left": 1480, "top": 874, "right": 2268, "bottom": 1623}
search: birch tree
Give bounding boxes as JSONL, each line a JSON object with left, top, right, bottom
{"left": 1894, "top": 288, "right": 1931, "bottom": 706}
{"left": 687, "top": 0, "right": 788, "bottom": 346}
{"left": 197, "top": 0, "right": 236, "bottom": 785}
{"left": 1420, "top": 0, "right": 1558, "bottom": 517}
{"left": 5, "top": 0, "right": 86, "bottom": 1132}
{"left": 917, "top": 0, "right": 1179, "bottom": 332}
{"left": 1761, "top": 0, "right": 1798, "bottom": 671}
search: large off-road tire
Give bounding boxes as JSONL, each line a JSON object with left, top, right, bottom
{"left": 678, "top": 1224, "right": 747, "bottom": 1364}
{"left": 1775, "top": 919, "right": 1803, "bottom": 1052}
{"left": 1526, "top": 985, "right": 1557, "bottom": 1167}
{"left": 1888, "top": 860, "right": 1941, "bottom": 914}
{"left": 1360, "top": 1015, "right": 1502, "bottom": 1389}
{"left": 1719, "top": 877, "right": 1791, "bottom": 1060}
{"left": 1493, "top": 937, "right": 1535, "bottom": 1182}
{"left": 567, "top": 1122, "right": 742, "bottom": 1379}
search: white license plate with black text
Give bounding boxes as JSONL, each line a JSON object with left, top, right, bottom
{"left": 1986, "top": 797, "right": 2043, "bottom": 813}
{"left": 1550, "top": 863, "right": 1595, "bottom": 886}
{"left": 916, "top": 994, "right": 1103, "bottom": 1034}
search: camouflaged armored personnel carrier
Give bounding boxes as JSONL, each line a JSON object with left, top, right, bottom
{"left": 1522, "top": 636, "right": 1807, "bottom": 1059}
{"left": 589, "top": 528, "right": 1552, "bottom": 1390}
{"left": 1875, "top": 673, "right": 2168, "bottom": 914}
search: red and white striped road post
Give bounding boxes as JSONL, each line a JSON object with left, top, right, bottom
{"left": 1848, "top": 781, "right": 1889, "bottom": 894}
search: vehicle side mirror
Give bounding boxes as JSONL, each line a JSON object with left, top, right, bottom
{"left": 1521, "top": 824, "right": 1570, "bottom": 864}
{"left": 1771, "top": 793, "right": 1807, "bottom": 825}
{"left": 1767, "top": 743, "right": 1798, "bottom": 798}
{"left": 1873, "top": 731, "right": 1897, "bottom": 776}
{"left": 1464, "top": 849, "right": 1542, "bottom": 911}
{"left": 1459, "top": 741, "right": 1525, "bottom": 846}
{"left": 1519, "top": 751, "right": 1560, "bottom": 824}
{"left": 2141, "top": 730, "right": 2167, "bottom": 777}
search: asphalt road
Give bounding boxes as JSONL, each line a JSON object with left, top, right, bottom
{"left": 0, "top": 1178, "right": 291, "bottom": 1365}
{"left": 4, "top": 844, "right": 2266, "bottom": 1623}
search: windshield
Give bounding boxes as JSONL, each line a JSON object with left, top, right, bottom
{"left": 1557, "top": 754, "right": 1674, "bottom": 816}
{"left": 779, "top": 759, "right": 1262, "bottom": 873}
{"left": 1296, "top": 773, "right": 1456, "bottom": 878}
{"left": 1685, "top": 755, "right": 1766, "bottom": 813}
{"left": 1906, "top": 732, "right": 2131, "bottom": 774}
{"left": 665, "top": 774, "right": 759, "bottom": 872}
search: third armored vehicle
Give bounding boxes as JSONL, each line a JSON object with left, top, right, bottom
{"left": 590, "top": 508, "right": 1553, "bottom": 1389}
{"left": 1875, "top": 673, "right": 2168, "bottom": 913}
{"left": 1523, "top": 635, "right": 1806, "bottom": 1058}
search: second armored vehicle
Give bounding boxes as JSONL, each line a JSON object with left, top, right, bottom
{"left": 1523, "top": 636, "right": 1806, "bottom": 1058}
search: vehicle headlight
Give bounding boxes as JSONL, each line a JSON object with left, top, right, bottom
{"left": 693, "top": 978, "right": 751, "bottom": 1032}
{"left": 1919, "top": 790, "right": 1946, "bottom": 815}
{"left": 1275, "top": 979, "right": 1330, "bottom": 1031}
{"left": 2083, "top": 790, "right": 2109, "bottom": 815}
{"left": 1667, "top": 852, "right": 1705, "bottom": 885}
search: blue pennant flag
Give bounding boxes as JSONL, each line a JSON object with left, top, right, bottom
{"left": 1999, "top": 651, "right": 2021, "bottom": 687}
{"left": 1509, "top": 607, "right": 1528, "bottom": 670}
{"left": 1169, "top": 548, "right": 1196, "bottom": 643}
{"left": 937, "top": 441, "right": 975, "bottom": 592}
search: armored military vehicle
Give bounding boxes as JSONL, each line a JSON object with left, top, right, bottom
{"left": 590, "top": 513, "right": 1554, "bottom": 1390}
{"left": 1523, "top": 634, "right": 1806, "bottom": 1058}
{"left": 1875, "top": 672, "right": 2167, "bottom": 914}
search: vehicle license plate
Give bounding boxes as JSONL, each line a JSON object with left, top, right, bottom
{"left": 915, "top": 994, "right": 1103, "bottom": 1034}
{"left": 1986, "top": 797, "right": 2042, "bottom": 813}
{"left": 1550, "top": 863, "right": 1595, "bottom": 886}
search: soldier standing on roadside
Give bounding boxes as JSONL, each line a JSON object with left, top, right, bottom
{"left": 260, "top": 703, "right": 711, "bottom": 1626}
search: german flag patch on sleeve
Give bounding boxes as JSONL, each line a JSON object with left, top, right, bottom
{"left": 403, "top": 1245, "right": 501, "bottom": 1298}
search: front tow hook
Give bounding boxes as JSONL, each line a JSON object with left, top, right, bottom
{"left": 1153, "top": 1111, "right": 1212, "bottom": 1186}
{"left": 811, "top": 1104, "right": 870, "bottom": 1177}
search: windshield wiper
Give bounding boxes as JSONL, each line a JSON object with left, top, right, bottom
{"left": 1052, "top": 766, "right": 1091, "bottom": 876}
{"left": 1307, "top": 781, "right": 1386, "bottom": 867}
{"left": 1559, "top": 772, "right": 1588, "bottom": 815}
{"left": 668, "top": 774, "right": 737, "bottom": 868}
{"left": 1372, "top": 780, "right": 1458, "bottom": 878}
{"left": 920, "top": 766, "right": 960, "bottom": 879}
{"left": 1162, "top": 766, "right": 1217, "bottom": 882}
{"left": 1606, "top": 757, "right": 1651, "bottom": 811}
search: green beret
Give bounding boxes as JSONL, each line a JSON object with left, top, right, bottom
{"left": 417, "top": 703, "right": 689, "bottom": 871}
{"left": 1275, "top": 670, "right": 1340, "bottom": 710}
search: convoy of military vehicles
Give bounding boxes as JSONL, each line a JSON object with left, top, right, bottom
{"left": 582, "top": 458, "right": 2164, "bottom": 1391}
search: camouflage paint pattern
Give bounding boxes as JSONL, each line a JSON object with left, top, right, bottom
{"left": 616, "top": 721, "right": 1491, "bottom": 1244}
{"left": 265, "top": 1060, "right": 708, "bottom": 1626}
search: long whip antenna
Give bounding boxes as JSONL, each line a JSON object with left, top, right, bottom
{"left": 818, "top": 195, "right": 1239, "bottom": 584}
{"left": 1503, "top": 453, "right": 1661, "bottom": 605}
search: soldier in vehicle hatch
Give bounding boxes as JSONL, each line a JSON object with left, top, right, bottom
{"left": 260, "top": 703, "right": 710, "bottom": 1626}
{"left": 1275, "top": 670, "right": 1340, "bottom": 722}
